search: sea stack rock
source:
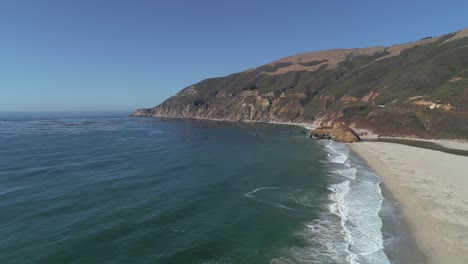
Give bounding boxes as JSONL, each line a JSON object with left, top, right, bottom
{"left": 310, "top": 123, "right": 361, "bottom": 143}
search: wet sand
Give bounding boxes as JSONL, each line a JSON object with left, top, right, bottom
{"left": 349, "top": 141, "right": 468, "bottom": 264}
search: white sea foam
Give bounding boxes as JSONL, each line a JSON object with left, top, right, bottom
{"left": 336, "top": 167, "right": 357, "bottom": 179}
{"left": 201, "top": 258, "right": 231, "bottom": 264}
{"left": 244, "top": 187, "right": 313, "bottom": 212}
{"left": 244, "top": 187, "right": 280, "bottom": 198}
{"left": 270, "top": 257, "right": 295, "bottom": 264}
{"left": 293, "top": 194, "right": 316, "bottom": 208}
{"left": 324, "top": 142, "right": 349, "bottom": 164}
{"left": 284, "top": 209, "right": 353, "bottom": 263}
{"left": 326, "top": 144, "right": 390, "bottom": 264}
{"left": 328, "top": 180, "right": 350, "bottom": 217}
{"left": 345, "top": 181, "right": 388, "bottom": 259}
{"left": 287, "top": 142, "right": 390, "bottom": 264}
{"left": 264, "top": 142, "right": 391, "bottom": 263}
{"left": 274, "top": 180, "right": 353, "bottom": 263}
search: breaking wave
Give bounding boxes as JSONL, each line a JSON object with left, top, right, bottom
{"left": 273, "top": 141, "right": 391, "bottom": 264}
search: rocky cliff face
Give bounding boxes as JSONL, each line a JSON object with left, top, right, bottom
{"left": 310, "top": 123, "right": 361, "bottom": 143}
{"left": 133, "top": 29, "right": 468, "bottom": 139}
{"left": 132, "top": 91, "right": 323, "bottom": 123}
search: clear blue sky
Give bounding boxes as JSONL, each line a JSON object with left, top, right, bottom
{"left": 1, "top": 0, "right": 467, "bottom": 112}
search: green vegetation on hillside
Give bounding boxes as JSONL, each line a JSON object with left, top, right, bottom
{"left": 136, "top": 29, "right": 468, "bottom": 138}
{"left": 430, "top": 70, "right": 468, "bottom": 100}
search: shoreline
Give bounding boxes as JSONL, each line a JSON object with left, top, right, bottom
{"left": 130, "top": 115, "right": 316, "bottom": 130}
{"left": 133, "top": 115, "right": 468, "bottom": 262}
{"left": 349, "top": 141, "right": 468, "bottom": 264}
{"left": 364, "top": 137, "right": 468, "bottom": 157}
{"left": 377, "top": 180, "right": 426, "bottom": 263}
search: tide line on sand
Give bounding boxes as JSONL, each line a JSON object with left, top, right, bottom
{"left": 349, "top": 141, "right": 468, "bottom": 264}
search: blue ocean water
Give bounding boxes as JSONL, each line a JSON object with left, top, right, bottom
{"left": 0, "top": 113, "right": 422, "bottom": 263}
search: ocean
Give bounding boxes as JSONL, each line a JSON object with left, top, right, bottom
{"left": 0, "top": 113, "right": 423, "bottom": 264}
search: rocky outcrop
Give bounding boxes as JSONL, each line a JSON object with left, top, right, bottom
{"left": 362, "top": 91, "right": 380, "bottom": 102}
{"left": 309, "top": 123, "right": 361, "bottom": 143}
{"left": 340, "top": 95, "right": 359, "bottom": 103}
{"left": 412, "top": 99, "right": 454, "bottom": 111}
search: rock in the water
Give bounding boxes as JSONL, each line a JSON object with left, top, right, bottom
{"left": 309, "top": 123, "right": 361, "bottom": 143}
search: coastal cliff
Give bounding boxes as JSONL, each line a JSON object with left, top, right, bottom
{"left": 310, "top": 123, "right": 361, "bottom": 143}
{"left": 133, "top": 29, "right": 468, "bottom": 139}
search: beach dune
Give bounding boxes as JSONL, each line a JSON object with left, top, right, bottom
{"left": 349, "top": 142, "right": 468, "bottom": 264}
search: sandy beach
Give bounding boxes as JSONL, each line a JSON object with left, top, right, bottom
{"left": 349, "top": 141, "right": 468, "bottom": 264}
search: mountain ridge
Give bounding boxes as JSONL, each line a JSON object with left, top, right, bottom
{"left": 132, "top": 28, "right": 468, "bottom": 139}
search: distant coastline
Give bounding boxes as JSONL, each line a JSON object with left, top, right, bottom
{"left": 132, "top": 28, "right": 468, "bottom": 141}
